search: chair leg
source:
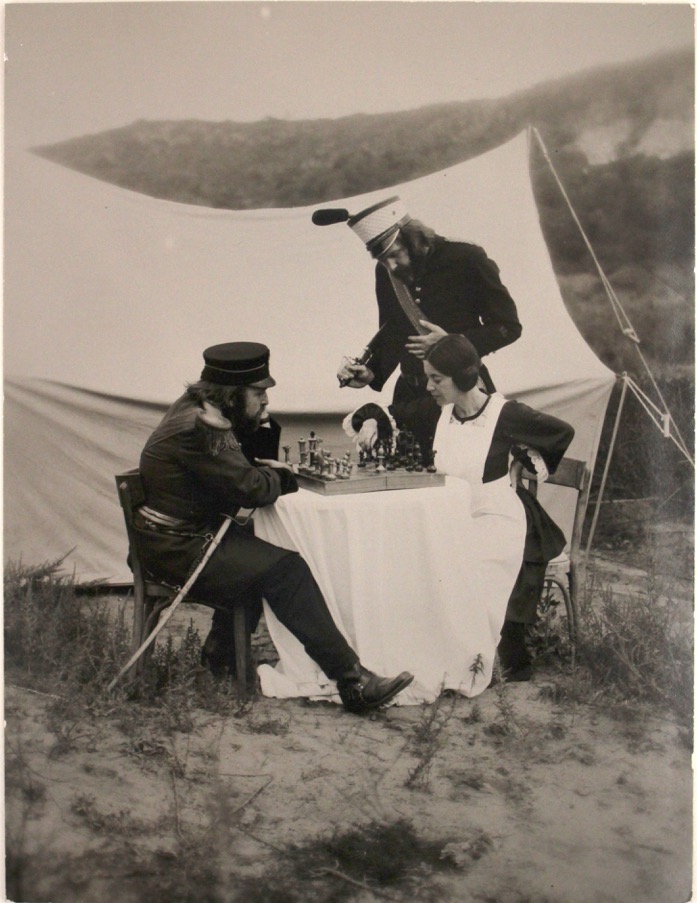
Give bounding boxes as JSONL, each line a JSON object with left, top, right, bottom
{"left": 233, "top": 605, "right": 252, "bottom": 701}
{"left": 136, "top": 598, "right": 173, "bottom": 676}
{"left": 544, "top": 576, "right": 576, "bottom": 668}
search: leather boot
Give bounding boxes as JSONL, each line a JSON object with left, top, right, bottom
{"left": 337, "top": 664, "right": 414, "bottom": 714}
{"left": 497, "top": 620, "right": 532, "bottom": 682}
{"left": 200, "top": 629, "right": 237, "bottom": 678}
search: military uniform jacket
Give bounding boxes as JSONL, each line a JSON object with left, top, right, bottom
{"left": 368, "top": 238, "right": 522, "bottom": 391}
{"left": 135, "top": 394, "right": 297, "bottom": 589}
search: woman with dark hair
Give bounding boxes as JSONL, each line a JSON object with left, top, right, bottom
{"left": 344, "top": 333, "right": 574, "bottom": 683}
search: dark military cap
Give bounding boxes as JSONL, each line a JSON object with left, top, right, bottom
{"left": 201, "top": 342, "right": 276, "bottom": 388}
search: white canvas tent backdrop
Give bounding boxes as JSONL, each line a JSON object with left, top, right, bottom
{"left": 5, "top": 131, "right": 615, "bottom": 582}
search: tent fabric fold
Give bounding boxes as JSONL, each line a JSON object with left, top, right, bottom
{"left": 4, "top": 130, "right": 615, "bottom": 582}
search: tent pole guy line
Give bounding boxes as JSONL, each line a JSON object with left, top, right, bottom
{"left": 531, "top": 127, "right": 639, "bottom": 338}
{"left": 530, "top": 125, "right": 693, "bottom": 468}
{"left": 625, "top": 377, "right": 694, "bottom": 466}
{"left": 584, "top": 374, "right": 630, "bottom": 560}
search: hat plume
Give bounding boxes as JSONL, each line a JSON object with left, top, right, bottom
{"left": 311, "top": 208, "right": 350, "bottom": 226}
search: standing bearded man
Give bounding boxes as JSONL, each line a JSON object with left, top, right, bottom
{"left": 314, "top": 196, "right": 522, "bottom": 404}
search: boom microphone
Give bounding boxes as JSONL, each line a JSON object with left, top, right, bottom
{"left": 311, "top": 208, "right": 350, "bottom": 226}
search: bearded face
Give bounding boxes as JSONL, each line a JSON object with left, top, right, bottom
{"left": 224, "top": 386, "right": 268, "bottom": 433}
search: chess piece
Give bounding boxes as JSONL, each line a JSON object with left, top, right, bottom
{"left": 320, "top": 451, "right": 337, "bottom": 480}
{"left": 282, "top": 445, "right": 291, "bottom": 464}
{"left": 426, "top": 450, "right": 438, "bottom": 473}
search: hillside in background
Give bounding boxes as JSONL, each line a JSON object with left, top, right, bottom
{"left": 34, "top": 47, "right": 694, "bottom": 375}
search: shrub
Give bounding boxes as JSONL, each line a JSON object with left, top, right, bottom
{"left": 543, "top": 569, "right": 693, "bottom": 722}
{"left": 4, "top": 556, "right": 130, "bottom": 692}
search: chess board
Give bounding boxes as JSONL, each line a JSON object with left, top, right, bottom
{"left": 296, "top": 469, "right": 445, "bottom": 495}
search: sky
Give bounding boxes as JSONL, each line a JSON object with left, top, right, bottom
{"left": 4, "top": 1, "right": 694, "bottom": 150}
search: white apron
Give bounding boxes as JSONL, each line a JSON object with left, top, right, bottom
{"left": 432, "top": 393, "right": 526, "bottom": 647}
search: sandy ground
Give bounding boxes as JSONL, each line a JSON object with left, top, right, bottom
{"left": 4, "top": 553, "right": 694, "bottom": 903}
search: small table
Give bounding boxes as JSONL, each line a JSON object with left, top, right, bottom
{"left": 253, "top": 478, "right": 515, "bottom": 704}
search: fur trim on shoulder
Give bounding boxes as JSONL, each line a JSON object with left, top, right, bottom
{"left": 195, "top": 410, "right": 240, "bottom": 456}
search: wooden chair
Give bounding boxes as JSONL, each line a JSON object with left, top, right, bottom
{"left": 523, "top": 457, "right": 591, "bottom": 664}
{"left": 115, "top": 469, "right": 252, "bottom": 700}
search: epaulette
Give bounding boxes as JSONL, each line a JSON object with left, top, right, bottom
{"left": 195, "top": 403, "right": 240, "bottom": 456}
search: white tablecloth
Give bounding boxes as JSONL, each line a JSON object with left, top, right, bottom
{"left": 254, "top": 477, "right": 521, "bottom": 705}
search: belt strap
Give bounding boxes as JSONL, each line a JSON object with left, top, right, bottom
{"left": 383, "top": 267, "right": 428, "bottom": 335}
{"left": 138, "top": 504, "right": 255, "bottom": 531}
{"left": 138, "top": 506, "right": 197, "bottom": 529}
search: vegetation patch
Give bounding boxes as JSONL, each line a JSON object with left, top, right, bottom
{"left": 233, "top": 818, "right": 487, "bottom": 903}
{"left": 539, "top": 569, "right": 693, "bottom": 723}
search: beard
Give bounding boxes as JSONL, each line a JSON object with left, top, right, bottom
{"left": 391, "top": 260, "right": 413, "bottom": 284}
{"left": 222, "top": 390, "right": 261, "bottom": 434}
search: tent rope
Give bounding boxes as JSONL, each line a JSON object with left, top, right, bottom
{"left": 531, "top": 125, "right": 694, "bottom": 470}
{"left": 624, "top": 377, "right": 694, "bottom": 464}
{"left": 584, "top": 374, "right": 629, "bottom": 560}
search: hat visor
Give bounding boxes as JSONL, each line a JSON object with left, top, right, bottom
{"left": 249, "top": 375, "right": 276, "bottom": 389}
{"left": 370, "top": 227, "right": 401, "bottom": 259}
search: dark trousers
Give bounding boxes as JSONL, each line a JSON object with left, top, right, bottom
{"left": 505, "top": 561, "right": 547, "bottom": 624}
{"left": 200, "top": 551, "right": 358, "bottom": 680}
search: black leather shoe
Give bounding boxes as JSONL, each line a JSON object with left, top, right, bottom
{"left": 200, "top": 631, "right": 237, "bottom": 679}
{"left": 337, "top": 665, "right": 414, "bottom": 714}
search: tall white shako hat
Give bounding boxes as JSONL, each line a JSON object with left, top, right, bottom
{"left": 311, "top": 196, "right": 411, "bottom": 258}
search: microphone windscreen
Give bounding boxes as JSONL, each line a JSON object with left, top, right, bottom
{"left": 311, "top": 208, "right": 350, "bottom": 226}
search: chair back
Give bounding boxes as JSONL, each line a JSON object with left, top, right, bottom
{"left": 115, "top": 469, "right": 172, "bottom": 650}
{"left": 115, "top": 469, "right": 146, "bottom": 578}
{"left": 522, "top": 456, "right": 591, "bottom": 597}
